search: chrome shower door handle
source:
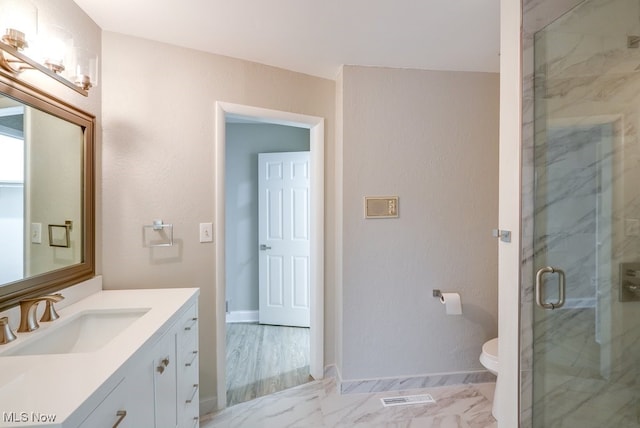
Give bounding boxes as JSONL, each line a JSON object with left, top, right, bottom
{"left": 259, "top": 244, "right": 272, "bottom": 251}
{"left": 535, "top": 266, "right": 566, "bottom": 310}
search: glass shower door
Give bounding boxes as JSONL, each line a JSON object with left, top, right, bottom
{"left": 533, "top": 0, "right": 640, "bottom": 426}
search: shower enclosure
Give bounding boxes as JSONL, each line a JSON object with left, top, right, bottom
{"left": 523, "top": 0, "right": 640, "bottom": 426}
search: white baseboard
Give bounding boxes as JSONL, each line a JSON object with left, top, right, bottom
{"left": 226, "top": 310, "right": 259, "bottom": 323}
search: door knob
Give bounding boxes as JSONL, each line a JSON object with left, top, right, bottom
{"left": 259, "top": 244, "right": 272, "bottom": 251}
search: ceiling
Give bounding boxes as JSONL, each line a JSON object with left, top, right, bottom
{"left": 72, "top": 0, "right": 500, "bottom": 80}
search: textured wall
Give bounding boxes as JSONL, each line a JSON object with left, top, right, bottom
{"left": 101, "top": 32, "right": 335, "bottom": 407}
{"left": 102, "top": 28, "right": 498, "bottom": 410}
{"left": 340, "top": 66, "right": 499, "bottom": 380}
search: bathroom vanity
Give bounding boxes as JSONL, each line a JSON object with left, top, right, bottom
{"left": 0, "top": 287, "right": 199, "bottom": 427}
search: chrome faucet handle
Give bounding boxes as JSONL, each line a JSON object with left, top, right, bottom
{"left": 0, "top": 317, "right": 16, "bottom": 344}
{"left": 17, "top": 293, "right": 65, "bottom": 332}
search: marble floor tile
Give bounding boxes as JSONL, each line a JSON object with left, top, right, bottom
{"left": 202, "top": 377, "right": 496, "bottom": 428}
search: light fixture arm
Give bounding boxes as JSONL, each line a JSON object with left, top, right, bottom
{"left": 0, "top": 50, "right": 21, "bottom": 73}
{"left": 0, "top": 40, "right": 88, "bottom": 96}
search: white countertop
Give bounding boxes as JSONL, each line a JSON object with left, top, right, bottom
{"left": 0, "top": 288, "right": 199, "bottom": 427}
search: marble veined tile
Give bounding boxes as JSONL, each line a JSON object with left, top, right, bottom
{"left": 202, "top": 377, "right": 496, "bottom": 428}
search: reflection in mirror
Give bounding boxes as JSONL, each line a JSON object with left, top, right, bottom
{"left": 0, "top": 100, "right": 24, "bottom": 284}
{"left": 0, "top": 76, "right": 94, "bottom": 311}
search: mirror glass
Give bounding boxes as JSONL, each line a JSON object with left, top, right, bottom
{"left": 0, "top": 77, "right": 94, "bottom": 311}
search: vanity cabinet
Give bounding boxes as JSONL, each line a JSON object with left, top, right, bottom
{"left": 75, "top": 300, "right": 199, "bottom": 428}
{"left": 177, "top": 305, "right": 200, "bottom": 428}
{"left": 77, "top": 379, "right": 130, "bottom": 427}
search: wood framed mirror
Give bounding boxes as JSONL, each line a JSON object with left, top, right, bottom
{"left": 0, "top": 73, "right": 95, "bottom": 312}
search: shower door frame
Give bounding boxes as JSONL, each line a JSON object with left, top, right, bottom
{"left": 518, "top": 0, "right": 627, "bottom": 427}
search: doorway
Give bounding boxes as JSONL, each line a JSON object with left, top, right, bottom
{"left": 214, "top": 102, "right": 324, "bottom": 410}
{"left": 224, "top": 123, "right": 311, "bottom": 406}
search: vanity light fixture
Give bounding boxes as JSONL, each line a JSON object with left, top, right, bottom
{"left": 0, "top": 0, "right": 96, "bottom": 96}
{"left": 0, "top": 0, "right": 36, "bottom": 50}
{"left": 38, "top": 24, "right": 73, "bottom": 74}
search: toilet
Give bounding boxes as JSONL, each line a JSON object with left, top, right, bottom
{"left": 479, "top": 337, "right": 499, "bottom": 419}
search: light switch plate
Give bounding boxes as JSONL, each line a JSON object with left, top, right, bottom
{"left": 31, "top": 223, "right": 42, "bottom": 244}
{"left": 199, "top": 222, "right": 213, "bottom": 243}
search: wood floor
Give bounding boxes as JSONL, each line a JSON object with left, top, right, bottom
{"left": 225, "top": 322, "right": 311, "bottom": 406}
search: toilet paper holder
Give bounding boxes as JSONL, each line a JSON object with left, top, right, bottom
{"left": 433, "top": 289, "right": 463, "bottom": 315}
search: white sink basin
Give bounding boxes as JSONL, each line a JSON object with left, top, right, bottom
{"left": 2, "top": 309, "right": 149, "bottom": 356}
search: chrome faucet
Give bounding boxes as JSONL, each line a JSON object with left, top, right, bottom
{"left": 17, "top": 293, "right": 65, "bottom": 333}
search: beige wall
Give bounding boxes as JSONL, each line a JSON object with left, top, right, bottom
{"left": 100, "top": 32, "right": 336, "bottom": 406}
{"left": 339, "top": 66, "right": 499, "bottom": 380}
{"left": 101, "top": 35, "right": 500, "bottom": 402}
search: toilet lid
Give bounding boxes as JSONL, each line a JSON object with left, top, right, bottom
{"left": 482, "top": 338, "right": 498, "bottom": 361}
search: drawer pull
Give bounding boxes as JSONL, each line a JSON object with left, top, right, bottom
{"left": 186, "top": 383, "right": 199, "bottom": 403}
{"left": 192, "top": 416, "right": 199, "bottom": 427}
{"left": 113, "top": 410, "right": 127, "bottom": 428}
{"left": 185, "top": 350, "right": 198, "bottom": 367}
{"left": 184, "top": 317, "right": 198, "bottom": 331}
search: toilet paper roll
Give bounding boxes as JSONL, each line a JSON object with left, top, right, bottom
{"left": 440, "top": 292, "right": 462, "bottom": 315}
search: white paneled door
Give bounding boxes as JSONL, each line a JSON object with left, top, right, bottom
{"left": 258, "top": 151, "right": 310, "bottom": 327}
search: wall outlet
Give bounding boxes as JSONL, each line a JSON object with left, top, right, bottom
{"left": 199, "top": 222, "right": 213, "bottom": 243}
{"left": 31, "top": 223, "right": 42, "bottom": 244}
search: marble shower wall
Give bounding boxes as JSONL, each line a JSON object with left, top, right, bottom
{"left": 522, "top": 0, "right": 640, "bottom": 426}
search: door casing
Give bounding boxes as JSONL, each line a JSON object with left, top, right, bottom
{"left": 214, "top": 101, "right": 324, "bottom": 410}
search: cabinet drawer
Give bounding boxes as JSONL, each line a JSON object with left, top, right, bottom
{"left": 177, "top": 302, "right": 199, "bottom": 428}
{"left": 181, "top": 413, "right": 200, "bottom": 428}
{"left": 180, "top": 348, "right": 199, "bottom": 374}
{"left": 79, "top": 379, "right": 130, "bottom": 428}
{"left": 179, "top": 347, "right": 199, "bottom": 404}
{"left": 181, "top": 414, "right": 200, "bottom": 428}
{"left": 179, "top": 304, "right": 198, "bottom": 347}
{"left": 179, "top": 380, "right": 199, "bottom": 428}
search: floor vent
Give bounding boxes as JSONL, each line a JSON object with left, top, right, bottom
{"left": 380, "top": 394, "right": 436, "bottom": 407}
